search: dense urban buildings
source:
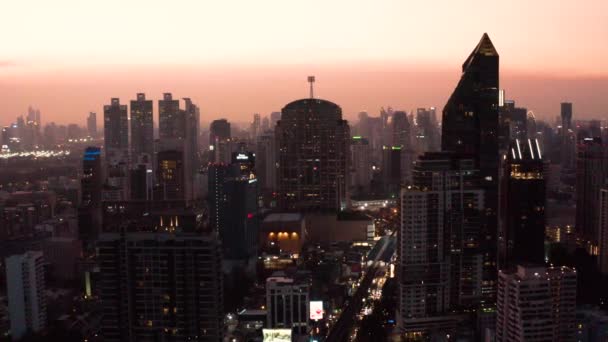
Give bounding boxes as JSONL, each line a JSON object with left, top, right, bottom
{"left": 2, "top": 25, "right": 605, "bottom": 342}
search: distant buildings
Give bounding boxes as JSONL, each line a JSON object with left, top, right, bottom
{"left": 496, "top": 265, "right": 577, "bottom": 342}
{"left": 276, "top": 97, "right": 350, "bottom": 211}
{"left": 6, "top": 251, "right": 47, "bottom": 340}
{"left": 130, "top": 93, "right": 154, "bottom": 163}
{"left": 86, "top": 111, "right": 97, "bottom": 138}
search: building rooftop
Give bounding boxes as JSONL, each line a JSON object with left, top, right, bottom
{"left": 263, "top": 213, "right": 303, "bottom": 223}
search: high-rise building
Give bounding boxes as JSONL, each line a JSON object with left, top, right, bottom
{"left": 6, "top": 251, "right": 47, "bottom": 341}
{"left": 87, "top": 111, "right": 97, "bottom": 138}
{"left": 561, "top": 102, "right": 573, "bottom": 132}
{"left": 496, "top": 265, "right": 577, "bottom": 342}
{"left": 156, "top": 150, "right": 186, "bottom": 200}
{"left": 270, "top": 112, "right": 281, "bottom": 129}
{"left": 183, "top": 98, "right": 201, "bottom": 174}
{"left": 350, "top": 136, "right": 371, "bottom": 193}
{"left": 415, "top": 107, "right": 440, "bottom": 154}
{"left": 130, "top": 93, "right": 154, "bottom": 163}
{"left": 381, "top": 146, "right": 401, "bottom": 196}
{"left": 81, "top": 146, "right": 103, "bottom": 207}
{"left": 575, "top": 137, "right": 608, "bottom": 246}
{"left": 560, "top": 102, "right": 576, "bottom": 169}
{"left": 103, "top": 98, "right": 130, "bottom": 199}
{"left": 209, "top": 119, "right": 231, "bottom": 163}
{"left": 392, "top": 111, "right": 414, "bottom": 182}
{"left": 276, "top": 96, "right": 350, "bottom": 211}
{"left": 441, "top": 33, "right": 499, "bottom": 300}
{"left": 256, "top": 133, "right": 277, "bottom": 191}
{"left": 499, "top": 139, "right": 545, "bottom": 269}
{"left": 159, "top": 93, "right": 184, "bottom": 141}
{"left": 157, "top": 94, "right": 196, "bottom": 201}
{"left": 98, "top": 204, "right": 223, "bottom": 342}
{"left": 498, "top": 100, "right": 528, "bottom": 150}
{"left": 208, "top": 156, "right": 259, "bottom": 262}
{"left": 103, "top": 98, "right": 129, "bottom": 162}
{"left": 266, "top": 276, "right": 310, "bottom": 336}
{"left": 599, "top": 188, "right": 608, "bottom": 275}
{"left": 251, "top": 113, "right": 261, "bottom": 139}
{"left": 398, "top": 152, "right": 484, "bottom": 337}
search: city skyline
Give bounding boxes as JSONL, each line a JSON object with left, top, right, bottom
{"left": 2, "top": 0, "right": 608, "bottom": 126}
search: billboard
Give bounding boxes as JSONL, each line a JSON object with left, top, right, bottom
{"left": 310, "top": 300, "right": 323, "bottom": 320}
{"left": 263, "top": 329, "right": 292, "bottom": 342}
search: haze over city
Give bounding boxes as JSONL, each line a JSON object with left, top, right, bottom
{"left": 2, "top": 0, "right": 608, "bottom": 125}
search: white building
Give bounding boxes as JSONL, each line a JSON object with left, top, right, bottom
{"left": 266, "top": 276, "right": 309, "bottom": 336}
{"left": 496, "top": 265, "right": 577, "bottom": 342}
{"left": 6, "top": 251, "right": 47, "bottom": 340}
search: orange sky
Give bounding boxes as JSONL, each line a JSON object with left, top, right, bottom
{"left": 2, "top": 0, "right": 607, "bottom": 125}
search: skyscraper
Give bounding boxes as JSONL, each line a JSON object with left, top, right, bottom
{"left": 392, "top": 110, "right": 414, "bottom": 182}
{"left": 81, "top": 146, "right": 103, "bottom": 207}
{"left": 560, "top": 102, "right": 576, "bottom": 169}
{"left": 398, "top": 152, "right": 484, "bottom": 337}
{"left": 87, "top": 111, "right": 97, "bottom": 138}
{"left": 103, "top": 98, "right": 130, "bottom": 199}
{"left": 276, "top": 92, "right": 350, "bottom": 211}
{"left": 350, "top": 136, "right": 371, "bottom": 193}
{"left": 500, "top": 139, "right": 545, "bottom": 269}
{"left": 98, "top": 214, "right": 223, "bottom": 342}
{"left": 256, "top": 133, "right": 277, "bottom": 191}
{"left": 209, "top": 119, "right": 231, "bottom": 163}
{"left": 496, "top": 265, "right": 577, "bottom": 342}
{"left": 598, "top": 188, "right": 608, "bottom": 275}
{"left": 130, "top": 93, "right": 154, "bottom": 163}
{"left": 103, "top": 98, "right": 129, "bottom": 161}
{"left": 159, "top": 93, "right": 184, "bottom": 141}
{"left": 183, "top": 97, "right": 201, "bottom": 174}
{"left": 6, "top": 251, "right": 47, "bottom": 341}
{"left": 575, "top": 137, "right": 608, "bottom": 246}
{"left": 442, "top": 33, "right": 499, "bottom": 300}
{"left": 157, "top": 93, "right": 196, "bottom": 200}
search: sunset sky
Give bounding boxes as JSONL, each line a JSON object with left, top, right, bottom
{"left": 2, "top": 0, "right": 607, "bottom": 126}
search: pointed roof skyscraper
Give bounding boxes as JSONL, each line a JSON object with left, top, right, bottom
{"left": 441, "top": 33, "right": 500, "bottom": 304}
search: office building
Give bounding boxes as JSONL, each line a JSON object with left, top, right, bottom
{"left": 441, "top": 33, "right": 499, "bottom": 300}
{"left": 209, "top": 119, "right": 231, "bottom": 163}
{"left": 381, "top": 146, "right": 401, "bottom": 196}
{"left": 130, "top": 93, "right": 154, "bottom": 163}
{"left": 499, "top": 100, "right": 528, "bottom": 150}
{"left": 266, "top": 276, "right": 310, "bottom": 336}
{"left": 98, "top": 204, "right": 223, "bottom": 342}
{"left": 256, "top": 133, "right": 277, "bottom": 191}
{"left": 81, "top": 146, "right": 103, "bottom": 207}
{"left": 561, "top": 102, "right": 576, "bottom": 169}
{"left": 500, "top": 139, "right": 545, "bottom": 269}
{"left": 398, "top": 152, "right": 484, "bottom": 337}
{"left": 575, "top": 137, "right": 608, "bottom": 246}
{"left": 496, "top": 265, "right": 577, "bottom": 342}
{"left": 6, "top": 251, "right": 47, "bottom": 340}
{"left": 415, "top": 107, "right": 440, "bottom": 154}
{"left": 392, "top": 111, "right": 414, "bottom": 182}
{"left": 598, "top": 188, "right": 608, "bottom": 274}
{"left": 183, "top": 97, "right": 201, "bottom": 174}
{"left": 103, "top": 98, "right": 130, "bottom": 199}
{"left": 350, "top": 136, "right": 371, "bottom": 192}
{"left": 87, "top": 111, "right": 97, "bottom": 138}
{"left": 276, "top": 94, "right": 350, "bottom": 211}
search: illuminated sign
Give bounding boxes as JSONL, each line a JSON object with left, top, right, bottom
{"left": 263, "top": 329, "right": 292, "bottom": 342}
{"left": 310, "top": 301, "right": 323, "bottom": 320}
{"left": 236, "top": 153, "right": 249, "bottom": 160}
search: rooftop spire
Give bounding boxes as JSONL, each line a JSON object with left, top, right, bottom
{"left": 307, "top": 76, "right": 315, "bottom": 99}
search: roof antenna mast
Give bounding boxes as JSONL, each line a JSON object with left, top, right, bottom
{"left": 307, "top": 76, "right": 315, "bottom": 99}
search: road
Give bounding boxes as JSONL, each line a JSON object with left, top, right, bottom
{"left": 325, "top": 234, "right": 395, "bottom": 342}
